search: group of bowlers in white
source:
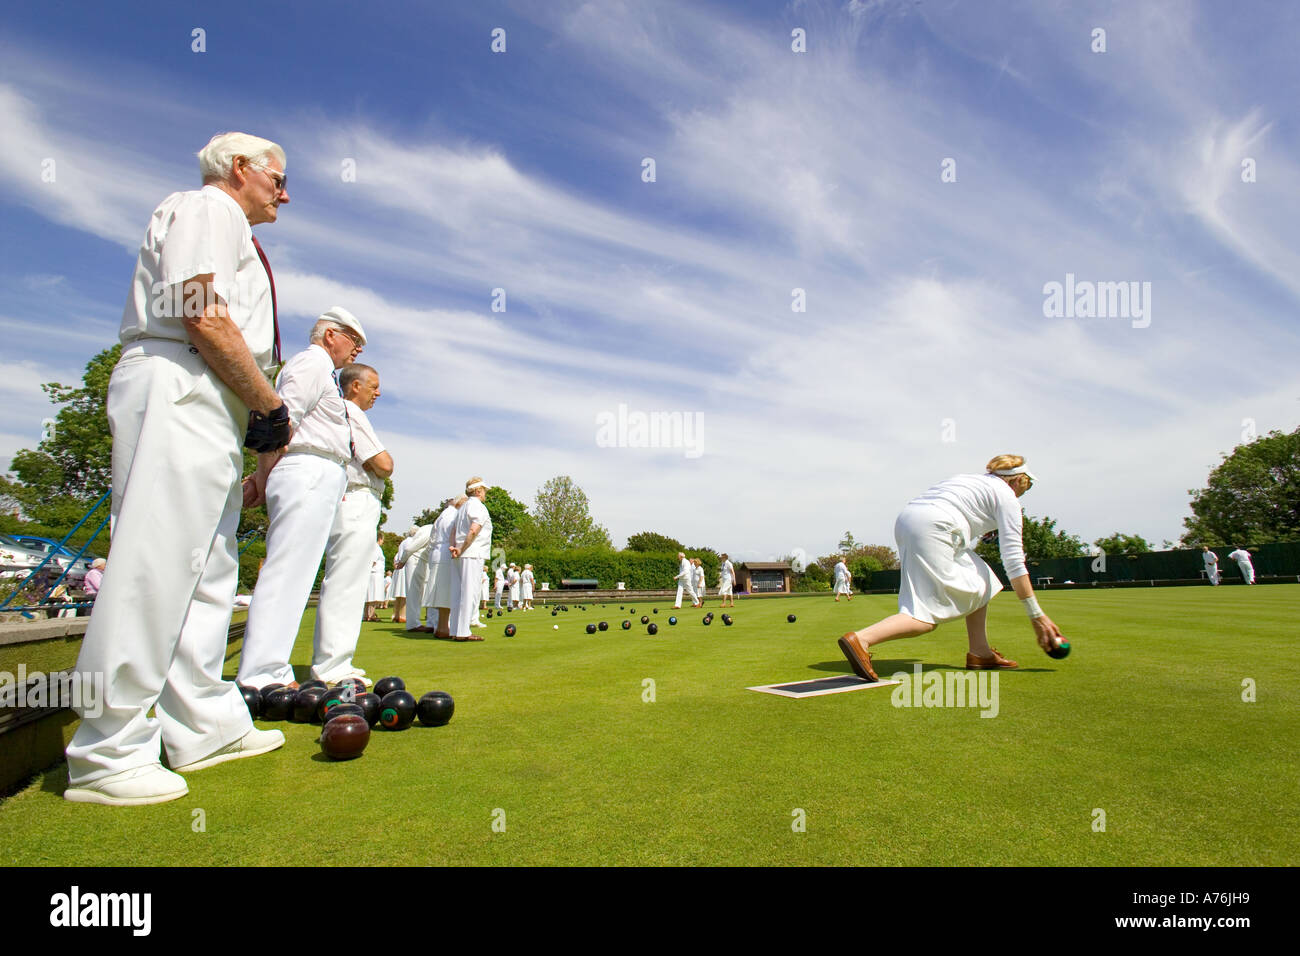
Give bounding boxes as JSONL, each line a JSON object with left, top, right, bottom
{"left": 59, "top": 131, "right": 489, "bottom": 806}
{"left": 386, "top": 494, "right": 498, "bottom": 640}
{"left": 56, "top": 131, "right": 1229, "bottom": 809}
{"left": 672, "top": 553, "right": 737, "bottom": 608}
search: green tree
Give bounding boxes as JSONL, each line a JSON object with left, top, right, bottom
{"left": 1, "top": 346, "right": 121, "bottom": 553}
{"left": 528, "top": 476, "right": 613, "bottom": 550}
{"left": 1093, "top": 532, "right": 1152, "bottom": 555}
{"left": 626, "top": 531, "right": 685, "bottom": 553}
{"left": 816, "top": 544, "right": 898, "bottom": 576}
{"left": 1181, "top": 427, "right": 1300, "bottom": 545}
{"left": 976, "top": 514, "right": 1087, "bottom": 571}
{"left": 484, "top": 485, "right": 528, "bottom": 543}
{"left": 838, "top": 531, "right": 858, "bottom": 553}
{"left": 411, "top": 504, "right": 446, "bottom": 528}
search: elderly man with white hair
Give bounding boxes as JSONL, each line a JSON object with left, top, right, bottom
{"left": 65, "top": 132, "right": 291, "bottom": 805}
{"left": 449, "top": 477, "right": 493, "bottom": 641}
{"left": 237, "top": 306, "right": 369, "bottom": 690}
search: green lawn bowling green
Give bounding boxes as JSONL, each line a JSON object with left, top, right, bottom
{"left": 1, "top": 587, "right": 1295, "bottom": 866}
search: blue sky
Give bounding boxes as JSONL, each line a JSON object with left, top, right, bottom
{"left": 1, "top": 0, "right": 1297, "bottom": 561}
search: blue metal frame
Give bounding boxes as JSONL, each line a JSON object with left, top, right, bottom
{"left": 0, "top": 490, "right": 110, "bottom": 618}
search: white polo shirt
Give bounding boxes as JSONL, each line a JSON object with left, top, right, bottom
{"left": 121, "top": 185, "right": 275, "bottom": 371}
{"left": 907, "top": 474, "right": 1028, "bottom": 580}
{"left": 277, "top": 344, "right": 351, "bottom": 462}
{"left": 344, "top": 400, "right": 386, "bottom": 497}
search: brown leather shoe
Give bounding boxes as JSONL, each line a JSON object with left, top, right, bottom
{"left": 965, "top": 647, "right": 1018, "bottom": 669}
{"left": 838, "top": 633, "right": 880, "bottom": 682}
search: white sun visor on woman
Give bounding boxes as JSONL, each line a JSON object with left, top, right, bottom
{"left": 994, "top": 466, "right": 1038, "bottom": 482}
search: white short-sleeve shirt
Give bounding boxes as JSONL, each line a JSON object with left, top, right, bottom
{"left": 344, "top": 400, "right": 385, "bottom": 496}
{"left": 278, "top": 344, "right": 351, "bottom": 461}
{"left": 121, "top": 185, "right": 275, "bottom": 370}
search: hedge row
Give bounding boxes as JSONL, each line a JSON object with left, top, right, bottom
{"left": 497, "top": 548, "right": 720, "bottom": 591}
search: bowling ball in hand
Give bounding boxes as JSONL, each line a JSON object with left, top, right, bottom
{"left": 1046, "top": 637, "right": 1072, "bottom": 660}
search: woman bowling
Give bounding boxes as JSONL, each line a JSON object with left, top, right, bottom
{"left": 837, "top": 455, "right": 1064, "bottom": 681}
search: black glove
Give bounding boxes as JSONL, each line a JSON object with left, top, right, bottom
{"left": 244, "top": 404, "right": 291, "bottom": 452}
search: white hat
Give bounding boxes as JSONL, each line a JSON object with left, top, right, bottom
{"left": 319, "top": 306, "right": 367, "bottom": 346}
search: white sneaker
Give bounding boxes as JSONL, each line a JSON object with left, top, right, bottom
{"left": 64, "top": 765, "right": 189, "bottom": 806}
{"left": 171, "top": 728, "right": 285, "bottom": 773}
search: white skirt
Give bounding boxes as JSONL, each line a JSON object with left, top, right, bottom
{"left": 392, "top": 566, "right": 406, "bottom": 599}
{"left": 427, "top": 557, "right": 454, "bottom": 609}
{"left": 521, "top": 582, "right": 534, "bottom": 600}
{"left": 833, "top": 579, "right": 851, "bottom": 595}
{"left": 366, "top": 569, "right": 385, "bottom": 602}
{"left": 895, "top": 503, "right": 1002, "bottom": 625}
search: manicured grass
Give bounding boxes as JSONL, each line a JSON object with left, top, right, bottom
{"left": 1, "top": 588, "right": 1296, "bottom": 865}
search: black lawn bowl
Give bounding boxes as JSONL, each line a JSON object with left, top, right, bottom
{"left": 239, "top": 685, "right": 261, "bottom": 720}
{"left": 261, "top": 687, "right": 297, "bottom": 722}
{"left": 322, "top": 702, "right": 366, "bottom": 724}
{"left": 356, "top": 692, "right": 382, "bottom": 727}
{"left": 647, "top": 623, "right": 658, "bottom": 635}
{"left": 378, "top": 690, "right": 417, "bottom": 731}
{"left": 373, "top": 676, "right": 406, "bottom": 699}
{"left": 417, "top": 691, "right": 455, "bottom": 727}
{"left": 504, "top": 623, "right": 517, "bottom": 637}
{"left": 598, "top": 621, "right": 609, "bottom": 631}
{"left": 621, "top": 620, "right": 631, "bottom": 630}
{"left": 292, "top": 687, "right": 328, "bottom": 723}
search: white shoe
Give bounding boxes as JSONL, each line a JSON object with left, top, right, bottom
{"left": 171, "top": 728, "right": 285, "bottom": 773}
{"left": 64, "top": 764, "right": 189, "bottom": 806}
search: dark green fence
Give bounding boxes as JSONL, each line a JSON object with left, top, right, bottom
{"left": 867, "top": 543, "right": 1300, "bottom": 590}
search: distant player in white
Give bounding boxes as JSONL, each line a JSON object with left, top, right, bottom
{"left": 717, "top": 553, "right": 736, "bottom": 608}
{"left": 832, "top": 559, "right": 853, "bottom": 602}
{"left": 424, "top": 496, "right": 463, "bottom": 638}
{"left": 693, "top": 559, "right": 707, "bottom": 606}
{"left": 838, "top": 455, "right": 1064, "bottom": 682}
{"left": 673, "top": 553, "right": 698, "bottom": 608}
{"left": 1227, "top": 547, "right": 1256, "bottom": 584}
{"left": 393, "top": 524, "right": 431, "bottom": 629}
{"left": 1201, "top": 546, "right": 1220, "bottom": 586}
{"left": 521, "top": 564, "right": 535, "bottom": 609}
{"left": 475, "top": 567, "right": 489, "bottom": 626}
{"left": 493, "top": 563, "right": 507, "bottom": 610}
{"left": 449, "top": 477, "right": 493, "bottom": 641}
{"left": 363, "top": 532, "right": 385, "bottom": 622}
{"left": 507, "top": 564, "right": 521, "bottom": 609}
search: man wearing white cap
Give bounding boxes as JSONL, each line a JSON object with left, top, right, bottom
{"left": 65, "top": 132, "right": 291, "bottom": 805}
{"left": 838, "top": 455, "right": 1065, "bottom": 681}
{"left": 1227, "top": 546, "right": 1256, "bottom": 584}
{"left": 237, "top": 307, "right": 368, "bottom": 689}
{"left": 449, "top": 477, "right": 493, "bottom": 640}
{"left": 311, "top": 363, "right": 392, "bottom": 683}
{"left": 393, "top": 523, "right": 432, "bottom": 628}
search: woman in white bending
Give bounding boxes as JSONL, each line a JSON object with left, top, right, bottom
{"left": 838, "top": 454, "right": 1064, "bottom": 681}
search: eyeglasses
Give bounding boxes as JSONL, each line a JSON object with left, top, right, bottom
{"left": 244, "top": 160, "right": 287, "bottom": 194}
{"left": 329, "top": 325, "right": 363, "bottom": 353}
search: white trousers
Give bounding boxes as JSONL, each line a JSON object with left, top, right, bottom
{"left": 452, "top": 556, "right": 484, "bottom": 637}
{"left": 494, "top": 582, "right": 505, "bottom": 609}
{"left": 1206, "top": 566, "right": 1220, "bottom": 585}
{"left": 1236, "top": 561, "right": 1255, "bottom": 584}
{"left": 237, "top": 453, "right": 346, "bottom": 687}
{"left": 404, "top": 557, "right": 429, "bottom": 629}
{"left": 66, "top": 342, "right": 253, "bottom": 784}
{"left": 675, "top": 582, "right": 698, "bottom": 606}
{"left": 312, "top": 487, "right": 380, "bottom": 682}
